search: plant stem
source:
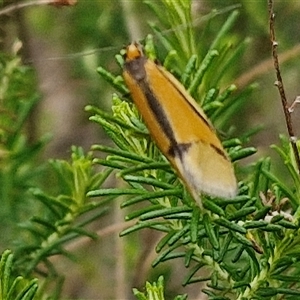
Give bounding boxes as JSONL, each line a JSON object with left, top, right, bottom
{"left": 268, "top": 0, "right": 300, "bottom": 175}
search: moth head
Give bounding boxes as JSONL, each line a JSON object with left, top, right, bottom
{"left": 124, "top": 42, "right": 143, "bottom": 62}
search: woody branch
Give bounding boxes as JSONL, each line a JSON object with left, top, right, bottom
{"left": 268, "top": 0, "right": 300, "bottom": 175}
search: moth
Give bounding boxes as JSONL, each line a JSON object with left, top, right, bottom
{"left": 123, "top": 43, "right": 237, "bottom": 206}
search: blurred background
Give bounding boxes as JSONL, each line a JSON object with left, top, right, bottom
{"left": 1, "top": 0, "right": 300, "bottom": 299}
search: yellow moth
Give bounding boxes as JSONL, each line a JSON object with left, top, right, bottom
{"left": 123, "top": 43, "right": 237, "bottom": 206}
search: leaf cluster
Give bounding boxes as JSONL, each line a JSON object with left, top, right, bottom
{"left": 0, "top": 45, "right": 47, "bottom": 239}
{"left": 0, "top": 250, "right": 38, "bottom": 300}
{"left": 0, "top": 43, "right": 115, "bottom": 298}
{"left": 133, "top": 276, "right": 187, "bottom": 300}
{"left": 13, "top": 147, "right": 112, "bottom": 285}
{"left": 89, "top": 1, "right": 300, "bottom": 299}
{"left": 1, "top": 1, "right": 300, "bottom": 299}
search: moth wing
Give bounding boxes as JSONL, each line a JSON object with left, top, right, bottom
{"left": 174, "top": 140, "right": 237, "bottom": 201}
{"left": 157, "top": 66, "right": 237, "bottom": 199}
{"left": 123, "top": 46, "right": 237, "bottom": 203}
{"left": 157, "top": 65, "right": 212, "bottom": 126}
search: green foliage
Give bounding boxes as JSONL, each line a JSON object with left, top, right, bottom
{"left": 13, "top": 147, "right": 112, "bottom": 283}
{"left": 0, "top": 42, "right": 48, "bottom": 246}
{"left": 0, "top": 250, "right": 38, "bottom": 300}
{"left": 133, "top": 276, "right": 187, "bottom": 300}
{"left": 88, "top": 1, "right": 300, "bottom": 299}
{"left": 1, "top": 0, "right": 300, "bottom": 299}
{"left": 0, "top": 42, "right": 114, "bottom": 298}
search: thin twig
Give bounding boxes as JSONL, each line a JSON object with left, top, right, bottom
{"left": 235, "top": 43, "right": 300, "bottom": 90}
{"left": 64, "top": 220, "right": 136, "bottom": 252}
{"left": 288, "top": 96, "right": 300, "bottom": 113}
{"left": 268, "top": 0, "right": 300, "bottom": 175}
{"left": 0, "top": 0, "right": 76, "bottom": 16}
